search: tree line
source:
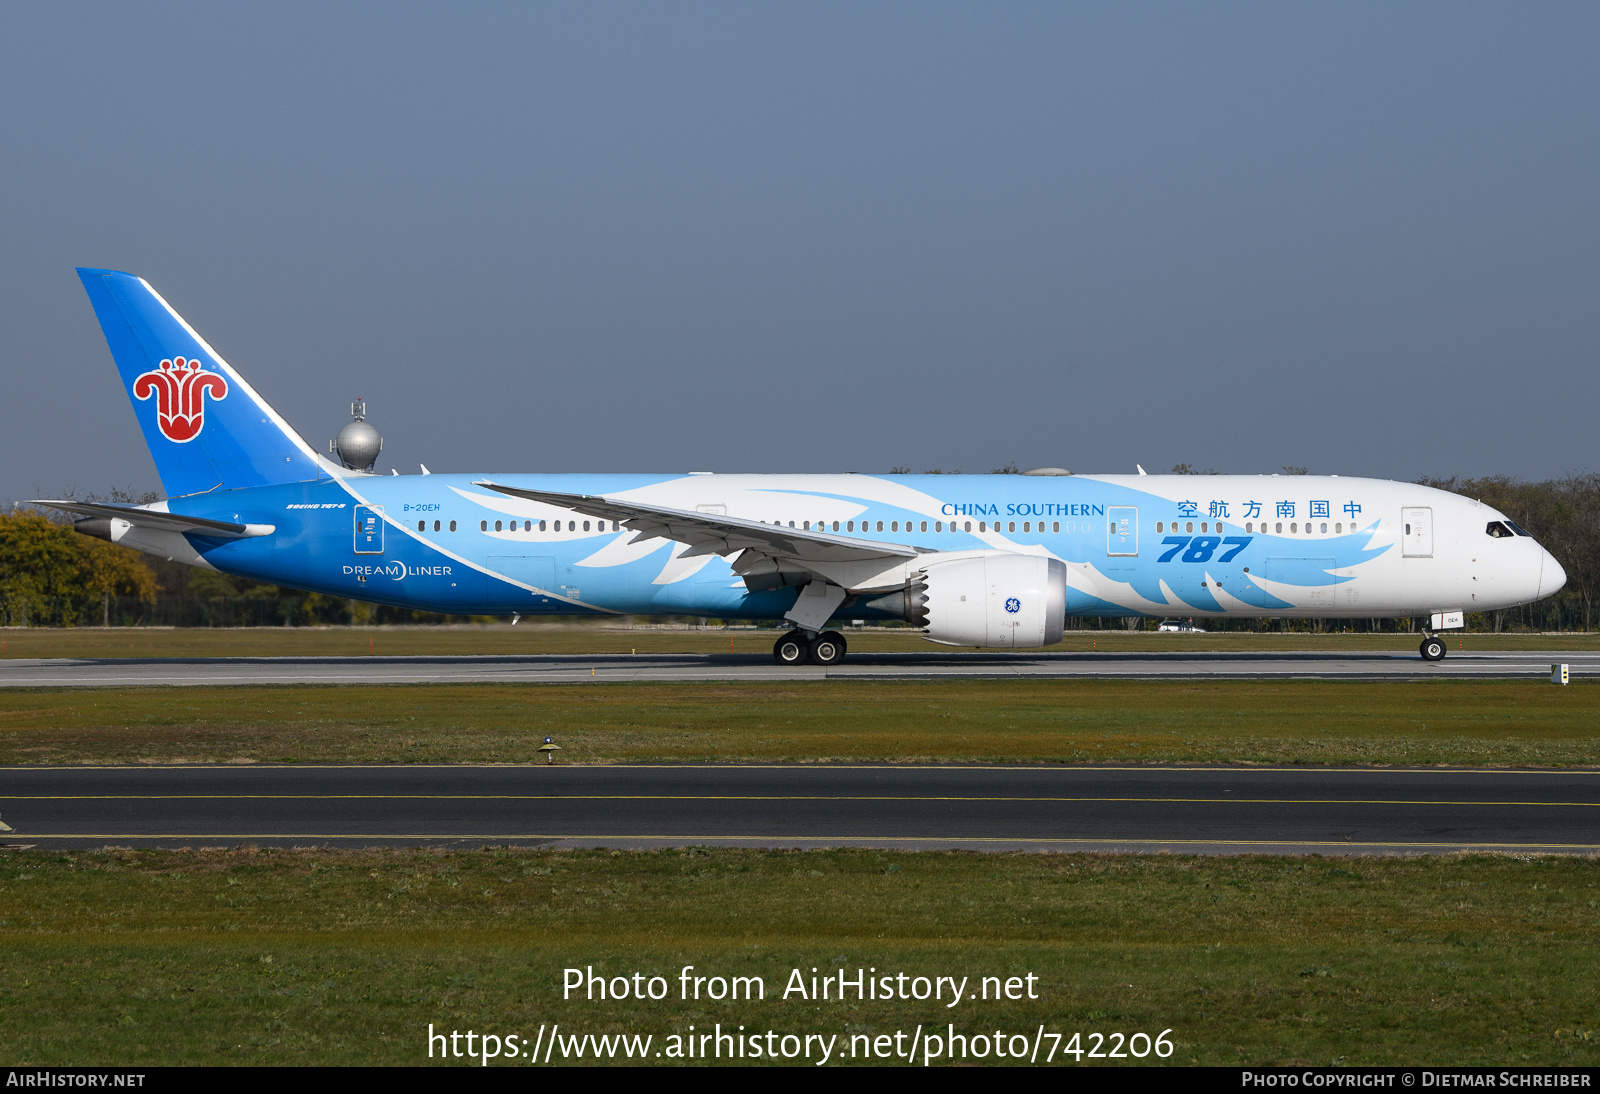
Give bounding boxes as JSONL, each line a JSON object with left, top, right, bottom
{"left": 0, "top": 507, "right": 477, "bottom": 628}
{"left": 2, "top": 470, "right": 1597, "bottom": 630}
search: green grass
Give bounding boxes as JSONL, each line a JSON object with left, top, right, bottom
{"left": 4, "top": 644, "right": 1597, "bottom": 1068}
{"left": 0, "top": 679, "right": 1596, "bottom": 767}
{"left": 2, "top": 624, "right": 1597, "bottom": 660}
{"left": 2, "top": 847, "right": 1597, "bottom": 1066}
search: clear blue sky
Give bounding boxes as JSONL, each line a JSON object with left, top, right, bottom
{"left": 3, "top": 2, "right": 1596, "bottom": 500}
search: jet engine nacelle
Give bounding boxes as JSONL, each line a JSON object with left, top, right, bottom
{"left": 911, "top": 552, "right": 1066, "bottom": 648}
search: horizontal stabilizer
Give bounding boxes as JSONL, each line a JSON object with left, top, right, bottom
{"left": 34, "top": 500, "right": 274, "bottom": 539}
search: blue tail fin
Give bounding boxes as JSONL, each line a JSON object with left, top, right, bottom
{"left": 77, "top": 268, "right": 326, "bottom": 498}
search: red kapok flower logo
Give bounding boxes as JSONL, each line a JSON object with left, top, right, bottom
{"left": 132, "top": 357, "right": 228, "bottom": 443}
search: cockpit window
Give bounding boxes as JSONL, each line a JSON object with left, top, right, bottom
{"left": 1505, "top": 521, "right": 1533, "bottom": 537}
{"left": 1486, "top": 521, "right": 1514, "bottom": 538}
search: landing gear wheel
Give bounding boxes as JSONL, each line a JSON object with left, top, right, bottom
{"left": 773, "top": 631, "right": 808, "bottom": 665}
{"left": 1420, "top": 636, "right": 1447, "bottom": 662}
{"left": 809, "top": 633, "right": 845, "bottom": 665}
{"left": 819, "top": 630, "right": 847, "bottom": 658}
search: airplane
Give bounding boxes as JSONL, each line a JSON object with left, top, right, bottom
{"left": 41, "top": 268, "right": 1566, "bottom": 664}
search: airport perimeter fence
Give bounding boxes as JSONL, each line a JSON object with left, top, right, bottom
{"left": 4, "top": 599, "right": 1594, "bottom": 635}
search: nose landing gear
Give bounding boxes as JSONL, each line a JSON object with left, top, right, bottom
{"left": 1420, "top": 635, "right": 1447, "bottom": 661}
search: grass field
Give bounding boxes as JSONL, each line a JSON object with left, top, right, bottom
{"left": 1, "top": 847, "right": 1596, "bottom": 1066}
{"left": 2, "top": 624, "right": 1598, "bottom": 660}
{"left": 4, "top": 634, "right": 1597, "bottom": 1069}
{"left": 0, "top": 679, "right": 1595, "bottom": 766}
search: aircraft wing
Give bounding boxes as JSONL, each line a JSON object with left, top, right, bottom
{"left": 34, "top": 500, "right": 275, "bottom": 539}
{"left": 473, "top": 482, "right": 920, "bottom": 571}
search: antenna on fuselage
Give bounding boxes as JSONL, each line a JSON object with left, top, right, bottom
{"left": 330, "top": 398, "right": 383, "bottom": 472}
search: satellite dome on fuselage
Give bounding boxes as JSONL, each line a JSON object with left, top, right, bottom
{"left": 335, "top": 419, "right": 382, "bottom": 471}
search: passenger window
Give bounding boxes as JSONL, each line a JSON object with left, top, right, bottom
{"left": 979, "top": 522, "right": 986, "bottom": 532}
{"left": 583, "top": 521, "right": 590, "bottom": 531}
{"left": 481, "top": 520, "right": 488, "bottom": 531}
{"left": 1053, "top": 521, "right": 1059, "bottom": 533}
{"left": 417, "top": 520, "right": 425, "bottom": 531}
{"left": 539, "top": 520, "right": 547, "bottom": 532}
{"left": 847, "top": 521, "right": 854, "bottom": 532}
{"left": 1320, "top": 523, "right": 1327, "bottom": 533}
{"left": 965, "top": 521, "right": 972, "bottom": 532}
{"left": 433, "top": 520, "right": 440, "bottom": 532}
{"left": 803, "top": 521, "right": 811, "bottom": 530}
{"left": 1008, "top": 521, "right": 1016, "bottom": 533}
{"left": 1275, "top": 522, "right": 1282, "bottom": 533}
{"left": 449, "top": 520, "right": 457, "bottom": 532}
{"left": 1335, "top": 523, "right": 1341, "bottom": 534}
{"left": 1217, "top": 522, "right": 1224, "bottom": 534}
{"left": 1200, "top": 522, "right": 1207, "bottom": 533}
{"left": 1185, "top": 522, "right": 1193, "bottom": 533}
{"left": 890, "top": 521, "right": 898, "bottom": 532}
{"left": 920, "top": 521, "right": 928, "bottom": 532}
{"left": 568, "top": 521, "right": 576, "bottom": 531}
{"left": 1245, "top": 522, "right": 1252, "bottom": 533}
{"left": 877, "top": 521, "right": 883, "bottom": 531}
{"left": 1290, "top": 522, "right": 1297, "bottom": 533}
{"left": 495, "top": 520, "right": 504, "bottom": 531}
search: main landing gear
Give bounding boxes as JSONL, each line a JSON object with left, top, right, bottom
{"left": 772, "top": 629, "right": 848, "bottom": 665}
{"left": 1420, "top": 634, "right": 1447, "bottom": 662}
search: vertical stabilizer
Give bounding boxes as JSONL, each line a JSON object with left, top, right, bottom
{"left": 77, "top": 268, "right": 326, "bottom": 497}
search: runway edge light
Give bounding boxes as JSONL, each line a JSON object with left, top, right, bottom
{"left": 539, "top": 737, "right": 562, "bottom": 765}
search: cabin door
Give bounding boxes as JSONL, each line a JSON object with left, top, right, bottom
{"left": 354, "top": 506, "right": 384, "bottom": 554}
{"left": 1401, "top": 507, "right": 1433, "bottom": 557}
{"left": 1107, "top": 507, "right": 1138, "bottom": 556}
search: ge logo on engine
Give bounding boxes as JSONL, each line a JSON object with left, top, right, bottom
{"left": 1004, "top": 598, "right": 1021, "bottom": 613}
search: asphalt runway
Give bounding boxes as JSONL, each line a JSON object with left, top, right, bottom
{"left": 0, "top": 648, "right": 1595, "bottom": 687}
{"left": 2, "top": 764, "right": 1596, "bottom": 855}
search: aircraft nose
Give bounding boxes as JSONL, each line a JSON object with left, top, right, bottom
{"left": 1537, "top": 549, "right": 1567, "bottom": 599}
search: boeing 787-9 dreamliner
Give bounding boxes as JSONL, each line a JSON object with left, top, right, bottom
{"left": 42, "top": 269, "right": 1566, "bottom": 664}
